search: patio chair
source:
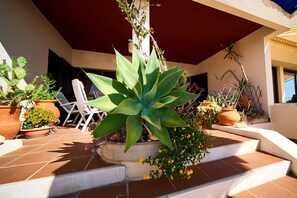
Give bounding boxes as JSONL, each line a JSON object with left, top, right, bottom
{"left": 71, "top": 79, "right": 106, "bottom": 131}
{"left": 56, "top": 92, "right": 80, "bottom": 126}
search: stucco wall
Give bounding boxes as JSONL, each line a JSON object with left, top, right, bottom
{"left": 0, "top": 0, "right": 72, "bottom": 81}
{"left": 187, "top": 27, "right": 275, "bottom": 114}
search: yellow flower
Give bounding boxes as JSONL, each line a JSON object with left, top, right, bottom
{"left": 198, "top": 126, "right": 202, "bottom": 129}
{"left": 187, "top": 134, "right": 191, "bottom": 139}
{"left": 192, "top": 133, "right": 194, "bottom": 136}
{"left": 182, "top": 127, "right": 186, "bottom": 130}
{"left": 138, "top": 158, "right": 144, "bottom": 165}
{"left": 159, "top": 149, "right": 162, "bottom": 153}
{"left": 194, "top": 160, "right": 199, "bottom": 165}
{"left": 181, "top": 150, "right": 185, "bottom": 154}
{"left": 206, "top": 147, "right": 209, "bottom": 152}
{"left": 187, "top": 169, "right": 193, "bottom": 175}
{"left": 158, "top": 169, "right": 162, "bottom": 174}
{"left": 143, "top": 174, "right": 150, "bottom": 179}
{"left": 179, "top": 170, "right": 183, "bottom": 174}
{"left": 168, "top": 159, "right": 171, "bottom": 164}
{"left": 171, "top": 159, "right": 174, "bottom": 163}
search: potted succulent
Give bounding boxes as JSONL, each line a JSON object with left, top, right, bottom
{"left": 86, "top": 49, "right": 197, "bottom": 178}
{"left": 31, "top": 74, "right": 61, "bottom": 123}
{"left": 21, "top": 107, "right": 56, "bottom": 138}
{"left": 0, "top": 56, "right": 35, "bottom": 139}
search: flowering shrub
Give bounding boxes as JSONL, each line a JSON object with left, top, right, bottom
{"left": 141, "top": 113, "right": 213, "bottom": 180}
{"left": 196, "top": 104, "right": 221, "bottom": 128}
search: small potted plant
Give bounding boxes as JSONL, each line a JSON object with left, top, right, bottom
{"left": 0, "top": 56, "right": 35, "bottom": 139}
{"left": 21, "top": 107, "right": 56, "bottom": 138}
{"left": 31, "top": 74, "right": 61, "bottom": 122}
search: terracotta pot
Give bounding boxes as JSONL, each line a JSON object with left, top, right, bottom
{"left": 217, "top": 108, "right": 240, "bottom": 126}
{"left": 0, "top": 106, "right": 22, "bottom": 139}
{"left": 97, "top": 141, "right": 161, "bottom": 179}
{"left": 34, "top": 100, "right": 60, "bottom": 122}
{"left": 21, "top": 126, "right": 51, "bottom": 138}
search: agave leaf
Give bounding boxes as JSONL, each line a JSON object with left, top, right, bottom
{"left": 166, "top": 91, "right": 197, "bottom": 107}
{"left": 143, "top": 81, "right": 157, "bottom": 105}
{"left": 155, "top": 69, "right": 184, "bottom": 99}
{"left": 93, "top": 114, "right": 127, "bottom": 138}
{"left": 146, "top": 48, "right": 159, "bottom": 75}
{"left": 115, "top": 49, "right": 139, "bottom": 89}
{"left": 141, "top": 107, "right": 161, "bottom": 130}
{"left": 145, "top": 123, "right": 172, "bottom": 148}
{"left": 144, "top": 68, "right": 159, "bottom": 94}
{"left": 158, "top": 66, "right": 179, "bottom": 82}
{"left": 86, "top": 73, "right": 133, "bottom": 97}
{"left": 173, "top": 83, "right": 189, "bottom": 92}
{"left": 112, "top": 98, "right": 143, "bottom": 115}
{"left": 154, "top": 107, "right": 188, "bottom": 127}
{"left": 86, "top": 93, "right": 125, "bottom": 112}
{"left": 125, "top": 114, "right": 142, "bottom": 152}
{"left": 152, "top": 96, "right": 178, "bottom": 109}
{"left": 133, "top": 50, "right": 146, "bottom": 86}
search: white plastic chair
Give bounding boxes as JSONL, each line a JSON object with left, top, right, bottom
{"left": 71, "top": 79, "right": 106, "bottom": 131}
{"left": 56, "top": 92, "right": 80, "bottom": 126}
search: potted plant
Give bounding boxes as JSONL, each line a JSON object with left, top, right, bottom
{"left": 202, "top": 95, "right": 218, "bottom": 110}
{"left": 21, "top": 107, "right": 56, "bottom": 138}
{"left": 212, "top": 86, "right": 241, "bottom": 126}
{"left": 0, "top": 56, "right": 35, "bottom": 139}
{"left": 31, "top": 74, "right": 61, "bottom": 123}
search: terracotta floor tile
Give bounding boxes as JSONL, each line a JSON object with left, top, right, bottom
{"left": 77, "top": 182, "right": 127, "bottom": 198}
{"left": 85, "top": 154, "right": 111, "bottom": 170}
{"left": 171, "top": 166, "right": 212, "bottom": 191}
{"left": 129, "top": 177, "right": 176, "bottom": 198}
{"left": 0, "top": 155, "right": 23, "bottom": 167}
{"left": 273, "top": 176, "right": 297, "bottom": 195}
{"left": 30, "top": 156, "right": 91, "bottom": 179}
{"left": 22, "top": 138, "right": 52, "bottom": 146}
{"left": 3, "top": 145, "right": 41, "bottom": 156}
{"left": 249, "top": 182, "right": 297, "bottom": 198}
{"left": 228, "top": 190, "right": 257, "bottom": 198}
{"left": 31, "top": 142, "right": 74, "bottom": 153}
{"left": 0, "top": 162, "right": 47, "bottom": 184}
{"left": 4, "top": 152, "right": 59, "bottom": 167}
{"left": 198, "top": 159, "right": 240, "bottom": 180}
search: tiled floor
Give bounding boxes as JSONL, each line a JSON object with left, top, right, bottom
{"left": 0, "top": 128, "right": 296, "bottom": 198}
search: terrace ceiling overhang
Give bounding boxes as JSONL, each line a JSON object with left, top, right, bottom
{"left": 32, "top": 0, "right": 262, "bottom": 65}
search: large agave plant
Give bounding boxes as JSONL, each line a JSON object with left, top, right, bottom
{"left": 86, "top": 49, "right": 197, "bottom": 152}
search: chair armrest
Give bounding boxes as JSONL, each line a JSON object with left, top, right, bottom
{"left": 59, "top": 101, "right": 77, "bottom": 106}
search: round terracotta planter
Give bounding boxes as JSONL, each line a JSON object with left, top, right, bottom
{"left": 34, "top": 100, "right": 60, "bottom": 121}
{"left": 0, "top": 106, "right": 22, "bottom": 139}
{"left": 97, "top": 141, "right": 161, "bottom": 179}
{"left": 217, "top": 108, "right": 240, "bottom": 126}
{"left": 21, "top": 126, "right": 51, "bottom": 139}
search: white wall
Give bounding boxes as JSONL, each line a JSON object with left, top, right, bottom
{"left": 270, "top": 104, "right": 297, "bottom": 139}
{"left": 187, "top": 27, "right": 275, "bottom": 114}
{"left": 0, "top": 0, "right": 72, "bottom": 81}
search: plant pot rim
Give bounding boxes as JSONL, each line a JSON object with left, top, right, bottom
{"left": 20, "top": 126, "right": 51, "bottom": 132}
{"left": 102, "top": 140, "right": 160, "bottom": 146}
{"left": 0, "top": 105, "right": 22, "bottom": 108}
{"left": 34, "top": 99, "right": 57, "bottom": 102}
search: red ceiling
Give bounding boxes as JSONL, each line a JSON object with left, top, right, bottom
{"left": 32, "top": 0, "right": 262, "bottom": 65}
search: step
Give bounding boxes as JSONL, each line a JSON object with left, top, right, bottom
{"left": 230, "top": 175, "right": 297, "bottom": 198}
{"left": 204, "top": 130, "right": 259, "bottom": 163}
{"left": 0, "top": 165, "right": 125, "bottom": 198}
{"left": 55, "top": 151, "right": 291, "bottom": 198}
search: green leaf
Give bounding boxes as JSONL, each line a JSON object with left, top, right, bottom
{"left": 173, "top": 83, "right": 189, "bottom": 92}
{"left": 144, "top": 68, "right": 159, "bottom": 94}
{"left": 125, "top": 115, "right": 142, "bottom": 152}
{"left": 166, "top": 91, "right": 197, "bottom": 107}
{"left": 145, "top": 123, "right": 172, "bottom": 148}
{"left": 155, "top": 69, "right": 184, "bottom": 99}
{"left": 154, "top": 107, "right": 188, "bottom": 127}
{"left": 141, "top": 107, "right": 161, "bottom": 130}
{"left": 86, "top": 93, "right": 125, "bottom": 112}
{"left": 133, "top": 50, "right": 146, "bottom": 86}
{"left": 86, "top": 73, "right": 133, "bottom": 97}
{"left": 112, "top": 98, "right": 143, "bottom": 115}
{"left": 158, "top": 66, "right": 179, "bottom": 83}
{"left": 152, "top": 96, "right": 178, "bottom": 109}
{"left": 146, "top": 48, "right": 159, "bottom": 75}
{"left": 115, "top": 49, "right": 139, "bottom": 89}
{"left": 93, "top": 114, "right": 127, "bottom": 138}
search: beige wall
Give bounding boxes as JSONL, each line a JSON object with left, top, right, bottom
{"left": 0, "top": 0, "right": 72, "bottom": 81}
{"left": 187, "top": 27, "right": 275, "bottom": 114}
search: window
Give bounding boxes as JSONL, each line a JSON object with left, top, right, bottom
{"left": 284, "top": 69, "right": 297, "bottom": 103}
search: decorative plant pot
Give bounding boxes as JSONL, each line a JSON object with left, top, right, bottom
{"left": 0, "top": 106, "right": 22, "bottom": 139}
{"left": 21, "top": 126, "right": 51, "bottom": 139}
{"left": 96, "top": 141, "right": 161, "bottom": 179}
{"left": 217, "top": 108, "right": 240, "bottom": 126}
{"left": 202, "top": 101, "right": 217, "bottom": 110}
{"left": 34, "top": 100, "right": 60, "bottom": 122}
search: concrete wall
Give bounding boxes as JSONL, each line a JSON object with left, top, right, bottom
{"left": 270, "top": 104, "right": 297, "bottom": 139}
{"left": 0, "top": 0, "right": 72, "bottom": 81}
{"left": 187, "top": 27, "right": 275, "bottom": 114}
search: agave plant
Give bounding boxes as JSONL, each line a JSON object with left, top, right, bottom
{"left": 86, "top": 49, "right": 196, "bottom": 152}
